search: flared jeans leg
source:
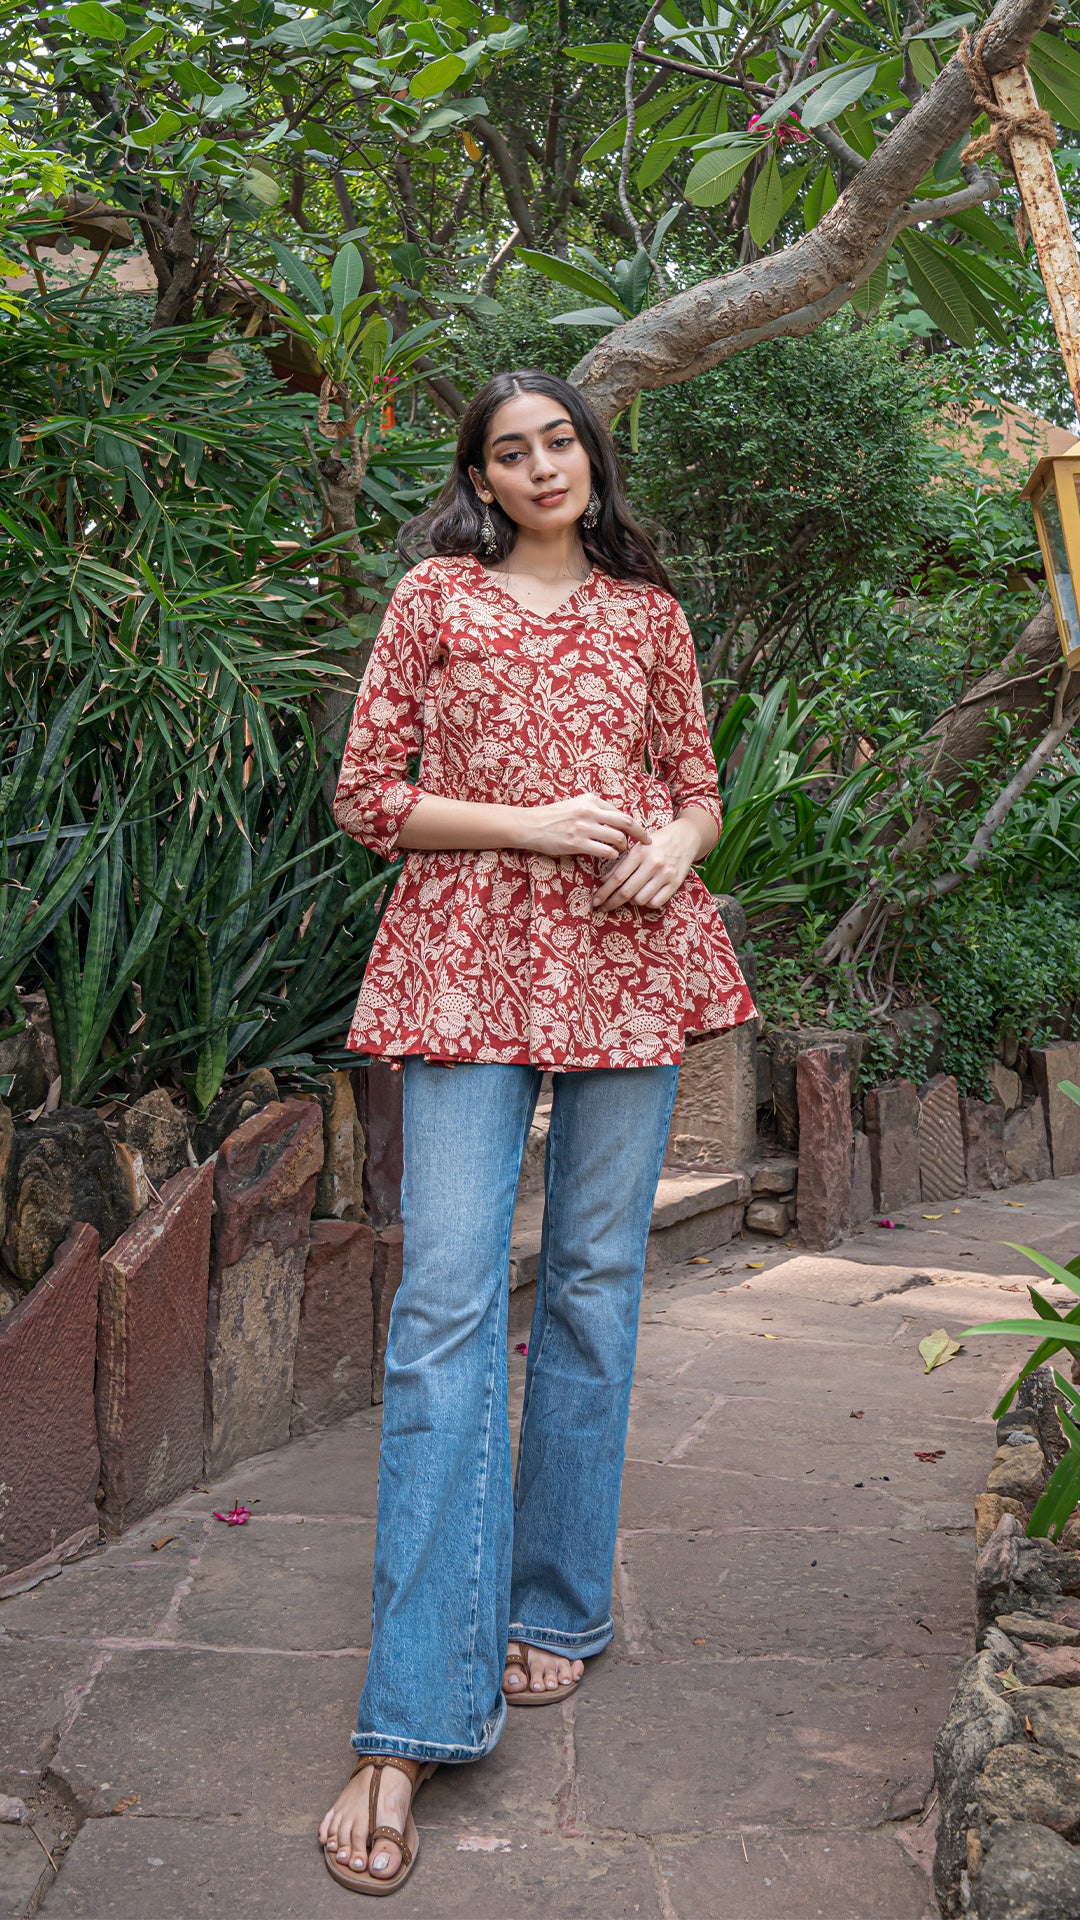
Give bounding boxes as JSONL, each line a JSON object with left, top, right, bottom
{"left": 509, "top": 1064, "right": 679, "bottom": 1657}
{"left": 352, "top": 1060, "right": 541, "bottom": 1766}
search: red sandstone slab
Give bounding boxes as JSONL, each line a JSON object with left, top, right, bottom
{"left": 865, "top": 1079, "right": 920, "bottom": 1213}
{"left": 371, "top": 1224, "right": 404, "bottom": 1405}
{"left": 918, "top": 1074, "right": 966, "bottom": 1203}
{"left": 291, "top": 1220, "right": 375, "bottom": 1437}
{"left": 1031, "top": 1042, "right": 1080, "bottom": 1177}
{"left": 796, "top": 1045, "right": 851, "bottom": 1250}
{"left": 96, "top": 1164, "right": 213, "bottom": 1533}
{"left": 205, "top": 1101, "right": 323, "bottom": 1476}
{"left": 959, "top": 1096, "right": 1008, "bottom": 1193}
{"left": 352, "top": 1061, "right": 402, "bottom": 1230}
{"left": 0, "top": 1224, "right": 100, "bottom": 1597}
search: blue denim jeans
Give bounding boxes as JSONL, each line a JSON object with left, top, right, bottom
{"left": 351, "top": 1058, "right": 679, "bottom": 1766}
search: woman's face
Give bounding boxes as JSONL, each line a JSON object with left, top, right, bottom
{"left": 469, "top": 390, "right": 593, "bottom": 538}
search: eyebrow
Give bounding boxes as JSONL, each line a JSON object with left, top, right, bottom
{"left": 490, "top": 415, "right": 573, "bottom": 446}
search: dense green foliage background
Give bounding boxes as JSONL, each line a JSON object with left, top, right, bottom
{"left": 2, "top": 0, "right": 1079, "bottom": 1111}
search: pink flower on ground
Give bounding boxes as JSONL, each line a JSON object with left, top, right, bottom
{"left": 878, "top": 1218, "right": 896, "bottom": 1229}
{"left": 213, "top": 1504, "right": 251, "bottom": 1525}
{"left": 514, "top": 1343, "right": 528, "bottom": 1356}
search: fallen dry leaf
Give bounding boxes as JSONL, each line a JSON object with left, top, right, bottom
{"left": 1024, "top": 1715, "right": 1038, "bottom": 1743}
{"left": 922, "top": 1214, "right": 942, "bottom": 1220}
{"left": 151, "top": 1535, "right": 175, "bottom": 1551}
{"left": 111, "top": 1794, "right": 140, "bottom": 1814}
{"left": 687, "top": 1256, "right": 711, "bottom": 1265}
{"left": 915, "top": 1448, "right": 946, "bottom": 1463}
{"left": 850, "top": 1410, "right": 865, "bottom": 1419}
{"left": 746, "top": 1262, "right": 765, "bottom": 1270}
{"left": 919, "top": 1329, "right": 963, "bottom": 1373}
{"left": 1005, "top": 1201, "right": 1026, "bottom": 1208}
{"left": 995, "top": 1667, "right": 1022, "bottom": 1691}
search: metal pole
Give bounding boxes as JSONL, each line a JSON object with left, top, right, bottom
{"left": 992, "top": 64, "right": 1080, "bottom": 426}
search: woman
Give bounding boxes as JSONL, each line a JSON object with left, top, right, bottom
{"left": 319, "top": 369, "right": 757, "bottom": 1894}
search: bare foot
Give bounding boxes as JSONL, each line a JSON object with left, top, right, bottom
{"left": 319, "top": 1759, "right": 433, "bottom": 1881}
{"left": 504, "top": 1639, "right": 584, "bottom": 1697}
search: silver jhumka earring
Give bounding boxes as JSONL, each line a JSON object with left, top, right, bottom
{"left": 479, "top": 504, "right": 498, "bottom": 555}
{"left": 582, "top": 488, "right": 600, "bottom": 530}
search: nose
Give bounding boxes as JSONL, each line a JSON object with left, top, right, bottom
{"left": 529, "top": 443, "right": 558, "bottom": 481}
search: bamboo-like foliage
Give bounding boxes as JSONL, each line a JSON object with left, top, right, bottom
{"left": 702, "top": 679, "right": 896, "bottom": 912}
{"left": 0, "top": 294, "right": 399, "bottom": 1112}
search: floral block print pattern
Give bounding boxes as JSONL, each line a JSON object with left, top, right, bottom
{"left": 333, "top": 554, "right": 758, "bottom": 1068}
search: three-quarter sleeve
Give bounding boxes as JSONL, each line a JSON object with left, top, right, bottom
{"left": 332, "top": 561, "right": 444, "bottom": 860}
{"left": 647, "top": 600, "right": 724, "bottom": 835}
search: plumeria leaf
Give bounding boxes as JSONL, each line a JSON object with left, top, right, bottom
{"left": 919, "top": 1328, "right": 963, "bottom": 1372}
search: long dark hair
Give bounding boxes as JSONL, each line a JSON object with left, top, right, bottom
{"left": 399, "top": 369, "right": 673, "bottom": 593}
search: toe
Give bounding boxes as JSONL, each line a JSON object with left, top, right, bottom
{"left": 369, "top": 1841, "right": 402, "bottom": 1879}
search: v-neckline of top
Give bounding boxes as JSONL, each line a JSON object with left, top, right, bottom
{"left": 466, "top": 552, "right": 599, "bottom": 621}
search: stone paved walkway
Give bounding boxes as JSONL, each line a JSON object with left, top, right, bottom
{"left": 4, "top": 1174, "right": 1080, "bottom": 1920}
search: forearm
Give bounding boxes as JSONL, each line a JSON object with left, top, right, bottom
{"left": 395, "top": 793, "right": 531, "bottom": 852}
{"left": 393, "top": 790, "right": 651, "bottom": 861}
{"left": 672, "top": 805, "right": 720, "bottom": 864}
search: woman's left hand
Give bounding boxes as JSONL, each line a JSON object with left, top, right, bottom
{"left": 591, "top": 817, "right": 702, "bottom": 912}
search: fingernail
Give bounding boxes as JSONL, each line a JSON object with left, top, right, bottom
{"left": 372, "top": 1853, "right": 390, "bottom": 1871}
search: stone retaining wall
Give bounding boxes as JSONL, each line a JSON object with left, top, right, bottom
{"left": 3, "top": 1026, "right": 1080, "bottom": 1600}
{"left": 932, "top": 1368, "right": 1080, "bottom": 1919}
{"left": 0, "top": 1072, "right": 399, "bottom": 1598}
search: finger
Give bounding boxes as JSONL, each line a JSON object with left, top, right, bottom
{"left": 600, "top": 865, "right": 669, "bottom": 909}
{"left": 593, "top": 852, "right": 648, "bottom": 906}
{"left": 593, "top": 807, "right": 651, "bottom": 845}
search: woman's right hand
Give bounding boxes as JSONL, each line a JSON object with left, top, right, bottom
{"left": 517, "top": 794, "right": 652, "bottom": 861}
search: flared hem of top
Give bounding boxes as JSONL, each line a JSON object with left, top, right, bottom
{"left": 344, "top": 1000, "right": 760, "bottom": 1071}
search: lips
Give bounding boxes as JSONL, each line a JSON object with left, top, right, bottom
{"left": 533, "top": 489, "right": 568, "bottom": 505}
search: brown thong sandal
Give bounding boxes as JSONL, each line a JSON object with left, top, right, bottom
{"left": 322, "top": 1753, "right": 436, "bottom": 1896}
{"left": 503, "top": 1640, "right": 581, "bottom": 1708}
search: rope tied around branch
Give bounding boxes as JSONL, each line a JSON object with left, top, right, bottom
{"left": 958, "top": 25, "right": 1057, "bottom": 169}
{"left": 958, "top": 24, "right": 1057, "bottom": 247}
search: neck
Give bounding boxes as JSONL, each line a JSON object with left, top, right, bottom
{"left": 502, "top": 524, "right": 589, "bottom": 580}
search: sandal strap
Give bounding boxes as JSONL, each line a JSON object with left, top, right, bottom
{"left": 346, "top": 1752, "right": 426, "bottom": 1859}
{"left": 370, "top": 1824, "right": 413, "bottom": 1868}
{"left": 504, "top": 1644, "right": 531, "bottom": 1681}
{"left": 349, "top": 1753, "right": 425, "bottom": 1789}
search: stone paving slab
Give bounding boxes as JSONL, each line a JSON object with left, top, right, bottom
{"left": 572, "top": 1655, "right": 944, "bottom": 1831}
{"left": 40, "top": 1817, "right": 660, "bottom": 1919}
{"left": 654, "top": 1829, "right": 936, "bottom": 1919}
{"left": 0, "top": 1637, "right": 99, "bottom": 1787}
{"left": 166, "top": 1408, "right": 383, "bottom": 1521}
{"left": 615, "top": 1527, "right": 972, "bottom": 1660}
{"left": 172, "top": 1517, "right": 374, "bottom": 1653}
{"left": 0, "top": 1519, "right": 208, "bottom": 1644}
{"left": 49, "top": 1648, "right": 360, "bottom": 1820}
{"left": 4, "top": 1169, "right": 1077, "bottom": 1919}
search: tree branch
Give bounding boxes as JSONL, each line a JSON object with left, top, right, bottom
{"left": 471, "top": 114, "right": 538, "bottom": 246}
{"left": 569, "top": 0, "right": 1053, "bottom": 419}
{"left": 620, "top": 1, "right": 668, "bottom": 253}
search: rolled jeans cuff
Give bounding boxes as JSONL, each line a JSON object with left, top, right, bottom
{"left": 508, "top": 1616, "right": 614, "bottom": 1660}
{"left": 351, "top": 1693, "right": 506, "bottom": 1767}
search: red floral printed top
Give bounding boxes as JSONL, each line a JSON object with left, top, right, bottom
{"left": 333, "top": 554, "right": 758, "bottom": 1068}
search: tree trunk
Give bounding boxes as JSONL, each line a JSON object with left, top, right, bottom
{"left": 568, "top": 0, "right": 1052, "bottom": 421}
{"left": 816, "top": 599, "right": 1080, "bottom": 967}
